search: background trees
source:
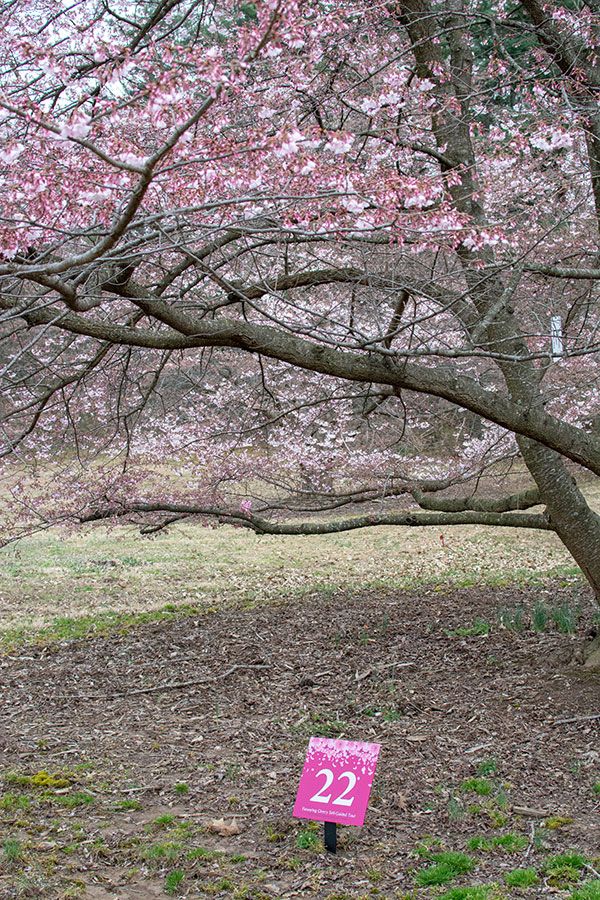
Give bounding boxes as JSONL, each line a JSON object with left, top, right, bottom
{"left": 0, "top": 0, "right": 599, "bottom": 596}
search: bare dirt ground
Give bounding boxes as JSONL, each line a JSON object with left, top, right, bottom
{"left": 0, "top": 582, "right": 599, "bottom": 899}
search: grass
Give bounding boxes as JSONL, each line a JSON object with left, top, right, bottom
{"left": 415, "top": 851, "right": 475, "bottom": 886}
{"left": 571, "top": 883, "right": 600, "bottom": 900}
{"left": 552, "top": 602, "right": 579, "bottom": 634}
{"left": 450, "top": 597, "right": 589, "bottom": 644}
{"left": 543, "top": 851, "right": 589, "bottom": 887}
{"left": 2, "top": 838, "right": 23, "bottom": 863}
{"left": 114, "top": 798, "right": 142, "bottom": 811}
{"left": 461, "top": 778, "right": 494, "bottom": 797}
{"left": 0, "top": 516, "right": 589, "bottom": 641}
{"left": 165, "top": 869, "right": 185, "bottom": 895}
{"left": 504, "top": 868, "right": 539, "bottom": 887}
{"left": 497, "top": 605, "right": 525, "bottom": 631}
{"left": 296, "top": 827, "right": 321, "bottom": 851}
{"left": 439, "top": 889, "right": 491, "bottom": 900}
{"left": 467, "top": 833, "right": 528, "bottom": 853}
{"left": 445, "top": 619, "right": 491, "bottom": 638}
{"left": 0, "top": 793, "right": 30, "bottom": 811}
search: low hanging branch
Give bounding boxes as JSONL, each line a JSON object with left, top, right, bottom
{"left": 81, "top": 502, "right": 551, "bottom": 535}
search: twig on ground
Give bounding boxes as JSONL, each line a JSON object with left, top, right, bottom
{"left": 552, "top": 713, "right": 600, "bottom": 725}
{"left": 76, "top": 663, "right": 271, "bottom": 700}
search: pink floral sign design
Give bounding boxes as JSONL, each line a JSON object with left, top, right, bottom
{"left": 293, "top": 737, "right": 381, "bottom": 826}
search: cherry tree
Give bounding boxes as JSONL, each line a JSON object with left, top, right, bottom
{"left": 0, "top": 0, "right": 599, "bottom": 600}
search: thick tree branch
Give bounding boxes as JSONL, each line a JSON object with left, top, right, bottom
{"left": 81, "top": 502, "right": 552, "bottom": 534}
{"left": 2, "top": 291, "right": 599, "bottom": 476}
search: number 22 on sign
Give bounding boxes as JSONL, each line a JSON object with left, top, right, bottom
{"left": 293, "top": 737, "right": 381, "bottom": 827}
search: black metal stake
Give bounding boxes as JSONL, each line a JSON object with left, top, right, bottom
{"left": 324, "top": 821, "right": 337, "bottom": 854}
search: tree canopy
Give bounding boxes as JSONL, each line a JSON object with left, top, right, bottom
{"left": 1, "top": 0, "right": 599, "bottom": 596}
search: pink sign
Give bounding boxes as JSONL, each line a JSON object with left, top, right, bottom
{"left": 293, "top": 737, "right": 381, "bottom": 826}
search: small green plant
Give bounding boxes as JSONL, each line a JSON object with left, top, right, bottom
{"left": 551, "top": 602, "right": 578, "bottom": 634}
{"left": 446, "top": 620, "right": 490, "bottom": 638}
{"left": 543, "top": 851, "right": 588, "bottom": 887}
{"left": 56, "top": 791, "right": 94, "bottom": 809}
{"left": 571, "top": 883, "right": 600, "bottom": 900}
{"left": 143, "top": 841, "right": 183, "bottom": 862}
{"left": 310, "top": 712, "right": 349, "bottom": 738}
{"left": 0, "top": 793, "right": 30, "bottom": 811}
{"left": 439, "top": 888, "right": 491, "bottom": 900}
{"left": 592, "top": 783, "right": 600, "bottom": 795}
{"left": 265, "top": 823, "right": 286, "bottom": 843}
{"left": 448, "top": 796, "right": 465, "bottom": 821}
{"left": 114, "top": 798, "right": 142, "bottom": 811}
{"left": 477, "top": 759, "right": 498, "bottom": 777}
{"left": 461, "top": 777, "right": 494, "bottom": 796}
{"left": 296, "top": 828, "right": 321, "bottom": 850}
{"left": 204, "top": 877, "right": 234, "bottom": 894}
{"left": 153, "top": 813, "right": 176, "bottom": 828}
{"left": 504, "top": 868, "right": 539, "bottom": 888}
{"left": 466, "top": 837, "right": 492, "bottom": 852}
{"left": 2, "top": 838, "right": 23, "bottom": 862}
{"left": 174, "top": 783, "right": 189, "bottom": 795}
{"left": 416, "top": 851, "right": 475, "bottom": 886}
{"left": 5, "top": 769, "right": 71, "bottom": 789}
{"left": 532, "top": 600, "right": 549, "bottom": 631}
{"left": 493, "top": 833, "right": 528, "bottom": 852}
{"left": 414, "top": 836, "right": 444, "bottom": 858}
{"left": 367, "top": 868, "right": 383, "bottom": 883}
{"left": 497, "top": 606, "right": 525, "bottom": 631}
{"left": 165, "top": 870, "right": 185, "bottom": 895}
{"left": 545, "top": 815, "right": 573, "bottom": 829}
{"left": 467, "top": 833, "right": 527, "bottom": 853}
{"left": 186, "top": 846, "right": 219, "bottom": 861}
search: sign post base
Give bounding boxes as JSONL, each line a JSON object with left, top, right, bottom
{"left": 324, "top": 821, "right": 336, "bottom": 854}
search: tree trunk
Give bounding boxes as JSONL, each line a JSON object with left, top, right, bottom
{"left": 517, "top": 440, "right": 600, "bottom": 603}
{"left": 400, "top": 2, "right": 600, "bottom": 605}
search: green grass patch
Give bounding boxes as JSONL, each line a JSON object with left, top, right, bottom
{"left": 497, "top": 605, "right": 526, "bottom": 631}
{"left": 0, "top": 792, "right": 31, "bottom": 811}
{"left": 439, "top": 888, "right": 491, "bottom": 900}
{"left": 445, "top": 620, "right": 491, "bottom": 638}
{"left": 143, "top": 841, "right": 184, "bottom": 862}
{"left": 551, "top": 602, "right": 578, "bottom": 634}
{"left": 461, "top": 778, "right": 494, "bottom": 797}
{"left": 114, "top": 798, "right": 142, "bottom": 812}
{"left": 416, "top": 851, "right": 475, "bottom": 886}
{"left": 477, "top": 759, "right": 498, "bottom": 777}
{"left": 49, "top": 791, "right": 95, "bottom": 809}
{"left": 296, "top": 828, "right": 321, "bottom": 851}
{"left": 504, "top": 868, "right": 539, "bottom": 888}
{"left": 152, "top": 814, "right": 176, "bottom": 828}
{"left": 571, "top": 883, "right": 600, "bottom": 900}
{"left": 2, "top": 838, "right": 24, "bottom": 863}
{"left": 466, "top": 833, "right": 527, "bottom": 853}
{"left": 165, "top": 869, "right": 185, "bottom": 895}
{"left": 543, "top": 852, "right": 588, "bottom": 887}
{"left": 0, "top": 604, "right": 205, "bottom": 650}
{"left": 5, "top": 769, "right": 72, "bottom": 789}
{"left": 186, "top": 846, "right": 221, "bottom": 861}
